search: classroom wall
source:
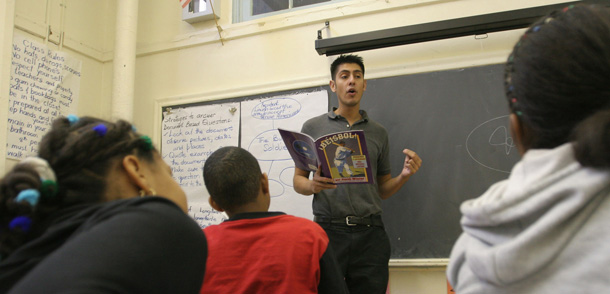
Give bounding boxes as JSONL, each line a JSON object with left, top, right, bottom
{"left": 2, "top": 0, "right": 573, "bottom": 293}
{"left": 1, "top": 0, "right": 115, "bottom": 172}
{"left": 133, "top": 1, "right": 571, "bottom": 293}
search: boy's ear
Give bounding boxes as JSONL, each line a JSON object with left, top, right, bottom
{"left": 208, "top": 196, "right": 224, "bottom": 212}
{"left": 260, "top": 173, "right": 270, "bottom": 196}
{"left": 121, "top": 155, "right": 149, "bottom": 191}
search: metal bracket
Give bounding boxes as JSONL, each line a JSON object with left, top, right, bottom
{"left": 317, "top": 21, "right": 330, "bottom": 40}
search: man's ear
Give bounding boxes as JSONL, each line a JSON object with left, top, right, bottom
{"left": 208, "top": 196, "right": 224, "bottom": 212}
{"left": 363, "top": 79, "right": 367, "bottom": 91}
{"left": 122, "top": 155, "right": 149, "bottom": 191}
{"left": 329, "top": 79, "right": 336, "bottom": 93}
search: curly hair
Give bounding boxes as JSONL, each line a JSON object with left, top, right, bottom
{"left": 0, "top": 116, "right": 156, "bottom": 258}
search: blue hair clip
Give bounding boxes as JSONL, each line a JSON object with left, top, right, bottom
{"left": 67, "top": 114, "right": 79, "bottom": 125}
{"left": 9, "top": 216, "right": 33, "bottom": 233}
{"left": 93, "top": 124, "right": 108, "bottom": 137}
{"left": 16, "top": 189, "right": 41, "bottom": 206}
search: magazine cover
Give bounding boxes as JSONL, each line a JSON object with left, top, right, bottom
{"left": 278, "top": 128, "right": 374, "bottom": 184}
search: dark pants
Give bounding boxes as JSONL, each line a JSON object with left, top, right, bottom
{"left": 318, "top": 222, "right": 391, "bottom": 294}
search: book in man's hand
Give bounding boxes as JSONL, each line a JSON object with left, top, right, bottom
{"left": 278, "top": 128, "right": 374, "bottom": 184}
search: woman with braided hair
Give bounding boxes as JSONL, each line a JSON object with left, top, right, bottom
{"left": 0, "top": 116, "right": 207, "bottom": 293}
{"left": 447, "top": 4, "right": 610, "bottom": 294}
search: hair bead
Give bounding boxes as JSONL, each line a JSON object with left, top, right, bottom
{"left": 41, "top": 180, "right": 58, "bottom": 198}
{"left": 140, "top": 135, "right": 154, "bottom": 151}
{"left": 67, "top": 114, "right": 79, "bottom": 125}
{"left": 9, "top": 216, "right": 33, "bottom": 233}
{"left": 16, "top": 189, "right": 41, "bottom": 206}
{"left": 93, "top": 124, "right": 108, "bottom": 137}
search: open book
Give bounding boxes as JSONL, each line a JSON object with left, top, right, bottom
{"left": 278, "top": 128, "right": 374, "bottom": 184}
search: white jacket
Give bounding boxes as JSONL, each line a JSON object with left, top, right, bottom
{"left": 447, "top": 143, "right": 610, "bottom": 294}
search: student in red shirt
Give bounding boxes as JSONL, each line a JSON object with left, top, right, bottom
{"left": 200, "top": 146, "right": 348, "bottom": 294}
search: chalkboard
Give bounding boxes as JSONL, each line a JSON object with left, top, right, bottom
{"left": 163, "top": 63, "right": 519, "bottom": 259}
{"left": 358, "top": 63, "right": 519, "bottom": 259}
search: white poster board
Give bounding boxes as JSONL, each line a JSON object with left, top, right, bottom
{"left": 6, "top": 34, "right": 81, "bottom": 159}
{"left": 161, "top": 103, "right": 240, "bottom": 228}
{"left": 241, "top": 90, "right": 328, "bottom": 220}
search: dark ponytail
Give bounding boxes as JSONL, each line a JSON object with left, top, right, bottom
{"left": 572, "top": 109, "right": 610, "bottom": 168}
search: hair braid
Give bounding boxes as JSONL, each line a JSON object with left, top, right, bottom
{"left": 1, "top": 116, "right": 156, "bottom": 258}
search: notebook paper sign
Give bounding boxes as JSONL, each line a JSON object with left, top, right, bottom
{"left": 7, "top": 34, "right": 81, "bottom": 159}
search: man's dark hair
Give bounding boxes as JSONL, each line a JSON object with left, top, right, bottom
{"left": 203, "top": 146, "right": 261, "bottom": 211}
{"left": 330, "top": 54, "right": 365, "bottom": 80}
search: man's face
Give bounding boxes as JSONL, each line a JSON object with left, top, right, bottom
{"left": 330, "top": 63, "right": 367, "bottom": 108}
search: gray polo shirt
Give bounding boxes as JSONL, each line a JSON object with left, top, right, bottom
{"left": 300, "top": 108, "right": 391, "bottom": 218}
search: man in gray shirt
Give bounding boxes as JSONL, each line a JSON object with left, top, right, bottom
{"left": 293, "top": 54, "right": 422, "bottom": 294}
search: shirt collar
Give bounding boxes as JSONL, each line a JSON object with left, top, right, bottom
{"left": 327, "top": 107, "right": 369, "bottom": 122}
{"left": 226, "top": 211, "right": 285, "bottom": 222}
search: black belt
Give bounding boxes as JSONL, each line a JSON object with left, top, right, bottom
{"left": 314, "top": 215, "right": 383, "bottom": 227}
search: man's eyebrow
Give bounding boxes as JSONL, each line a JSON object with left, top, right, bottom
{"left": 339, "top": 69, "right": 363, "bottom": 74}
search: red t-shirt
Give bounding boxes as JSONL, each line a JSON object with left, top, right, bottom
{"left": 201, "top": 212, "right": 336, "bottom": 294}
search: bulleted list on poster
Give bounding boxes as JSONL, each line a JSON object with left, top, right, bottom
{"left": 278, "top": 128, "right": 373, "bottom": 184}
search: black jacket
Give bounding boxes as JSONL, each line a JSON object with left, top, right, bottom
{"left": 0, "top": 197, "right": 207, "bottom": 294}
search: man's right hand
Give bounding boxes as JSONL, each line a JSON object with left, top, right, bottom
{"left": 309, "top": 166, "right": 337, "bottom": 194}
{"left": 294, "top": 166, "right": 337, "bottom": 195}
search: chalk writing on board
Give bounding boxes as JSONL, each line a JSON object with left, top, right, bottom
{"left": 7, "top": 34, "right": 81, "bottom": 159}
{"left": 161, "top": 104, "right": 239, "bottom": 229}
{"left": 465, "top": 115, "right": 516, "bottom": 173}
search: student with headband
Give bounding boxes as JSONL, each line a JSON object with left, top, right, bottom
{"left": 447, "top": 4, "right": 610, "bottom": 293}
{"left": 0, "top": 116, "right": 207, "bottom": 293}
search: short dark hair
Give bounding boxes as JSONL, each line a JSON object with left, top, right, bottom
{"left": 504, "top": 4, "right": 610, "bottom": 167}
{"left": 330, "top": 54, "right": 365, "bottom": 80}
{"left": 203, "top": 147, "right": 261, "bottom": 211}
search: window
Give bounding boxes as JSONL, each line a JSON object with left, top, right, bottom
{"left": 233, "top": 0, "right": 350, "bottom": 23}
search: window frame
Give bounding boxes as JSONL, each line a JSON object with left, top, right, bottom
{"left": 232, "top": 0, "right": 350, "bottom": 23}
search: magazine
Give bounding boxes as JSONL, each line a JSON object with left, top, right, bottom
{"left": 278, "top": 128, "right": 374, "bottom": 184}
